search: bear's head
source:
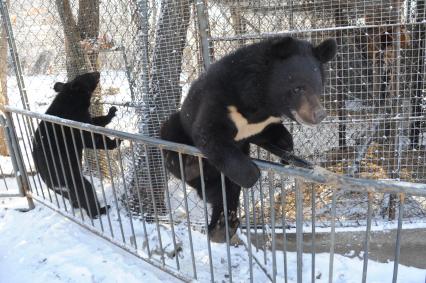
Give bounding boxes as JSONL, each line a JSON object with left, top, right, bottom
{"left": 53, "top": 72, "right": 100, "bottom": 96}
{"left": 265, "top": 37, "right": 337, "bottom": 126}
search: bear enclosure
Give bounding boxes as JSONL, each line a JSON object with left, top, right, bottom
{"left": 1, "top": 0, "right": 426, "bottom": 282}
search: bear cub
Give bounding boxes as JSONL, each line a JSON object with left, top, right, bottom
{"left": 161, "top": 37, "right": 337, "bottom": 242}
{"left": 32, "top": 72, "right": 120, "bottom": 218}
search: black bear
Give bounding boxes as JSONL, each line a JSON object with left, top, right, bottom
{"left": 32, "top": 72, "right": 120, "bottom": 218}
{"left": 160, "top": 37, "right": 337, "bottom": 242}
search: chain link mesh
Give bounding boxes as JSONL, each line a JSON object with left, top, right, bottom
{"left": 2, "top": 0, "right": 426, "bottom": 227}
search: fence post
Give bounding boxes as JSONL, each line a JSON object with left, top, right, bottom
{"left": 195, "top": 0, "right": 212, "bottom": 70}
{"left": 0, "top": 0, "right": 30, "bottom": 110}
{"left": 295, "top": 178, "right": 303, "bottom": 283}
{"left": 0, "top": 113, "right": 34, "bottom": 209}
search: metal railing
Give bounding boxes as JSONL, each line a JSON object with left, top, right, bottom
{"left": 1, "top": 104, "right": 426, "bottom": 282}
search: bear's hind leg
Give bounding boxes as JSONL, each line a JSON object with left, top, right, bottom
{"left": 74, "top": 175, "right": 109, "bottom": 218}
{"left": 205, "top": 179, "right": 241, "bottom": 243}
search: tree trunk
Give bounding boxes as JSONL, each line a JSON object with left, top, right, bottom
{"left": 131, "top": 0, "right": 192, "bottom": 216}
{"left": 56, "top": 0, "right": 108, "bottom": 177}
{"left": 0, "top": 0, "right": 9, "bottom": 156}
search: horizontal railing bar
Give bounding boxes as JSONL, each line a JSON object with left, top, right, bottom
{"left": 3, "top": 105, "right": 205, "bottom": 157}
{"left": 209, "top": 22, "right": 425, "bottom": 42}
{"left": 4, "top": 105, "right": 426, "bottom": 196}
{"left": 0, "top": 193, "right": 22, "bottom": 197}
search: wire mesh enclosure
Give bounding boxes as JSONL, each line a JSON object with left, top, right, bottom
{"left": 1, "top": 0, "right": 426, "bottom": 281}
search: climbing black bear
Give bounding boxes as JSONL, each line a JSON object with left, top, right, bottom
{"left": 32, "top": 72, "right": 120, "bottom": 218}
{"left": 160, "top": 37, "right": 337, "bottom": 242}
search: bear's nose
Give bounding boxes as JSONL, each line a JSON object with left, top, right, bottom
{"left": 313, "top": 109, "right": 327, "bottom": 124}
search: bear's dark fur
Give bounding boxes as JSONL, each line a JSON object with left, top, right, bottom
{"left": 32, "top": 72, "right": 120, "bottom": 218}
{"left": 160, "top": 37, "right": 337, "bottom": 242}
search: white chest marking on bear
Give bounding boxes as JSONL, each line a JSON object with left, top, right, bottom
{"left": 228, "top": 106, "right": 281, "bottom": 141}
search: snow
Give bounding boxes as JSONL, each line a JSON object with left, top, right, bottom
{"left": 0, "top": 198, "right": 178, "bottom": 283}
{"left": 1, "top": 189, "right": 426, "bottom": 283}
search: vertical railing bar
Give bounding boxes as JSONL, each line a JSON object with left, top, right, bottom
{"left": 0, "top": 164, "right": 9, "bottom": 190}
{"left": 392, "top": 193, "right": 405, "bottom": 283}
{"left": 242, "top": 189, "right": 254, "bottom": 283}
{"left": 102, "top": 135, "right": 126, "bottom": 243}
{"left": 362, "top": 192, "right": 373, "bottom": 283}
{"left": 44, "top": 122, "right": 68, "bottom": 211}
{"left": 0, "top": 0, "right": 30, "bottom": 110}
{"left": 159, "top": 148, "right": 180, "bottom": 269}
{"left": 60, "top": 125, "right": 84, "bottom": 222}
{"left": 144, "top": 144, "right": 166, "bottom": 265}
{"left": 311, "top": 184, "right": 316, "bottom": 283}
{"left": 258, "top": 175, "right": 268, "bottom": 265}
{"left": 129, "top": 142, "right": 150, "bottom": 256}
{"left": 328, "top": 188, "right": 337, "bottom": 283}
{"left": 51, "top": 124, "right": 75, "bottom": 217}
{"left": 268, "top": 171, "right": 277, "bottom": 283}
{"left": 220, "top": 173, "right": 233, "bottom": 283}
{"left": 197, "top": 156, "right": 214, "bottom": 282}
{"left": 251, "top": 188, "right": 259, "bottom": 251}
{"left": 115, "top": 140, "right": 138, "bottom": 248}
{"left": 15, "top": 114, "right": 42, "bottom": 197}
{"left": 70, "top": 129, "right": 94, "bottom": 226}
{"left": 295, "top": 178, "right": 303, "bottom": 283}
{"left": 35, "top": 120, "right": 56, "bottom": 205}
{"left": 177, "top": 152, "right": 197, "bottom": 279}
{"left": 90, "top": 132, "right": 113, "bottom": 237}
{"left": 194, "top": 0, "right": 212, "bottom": 70}
{"left": 280, "top": 176, "right": 288, "bottom": 283}
{"left": 79, "top": 129, "right": 103, "bottom": 231}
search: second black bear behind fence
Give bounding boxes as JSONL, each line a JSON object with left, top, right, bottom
{"left": 32, "top": 72, "right": 120, "bottom": 219}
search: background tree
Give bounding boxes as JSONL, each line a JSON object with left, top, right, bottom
{"left": 55, "top": 0, "right": 108, "bottom": 175}
{"left": 131, "top": 0, "right": 192, "bottom": 215}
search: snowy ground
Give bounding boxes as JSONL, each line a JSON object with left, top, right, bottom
{"left": 0, "top": 197, "right": 178, "bottom": 283}
{"left": 1, "top": 190, "right": 426, "bottom": 283}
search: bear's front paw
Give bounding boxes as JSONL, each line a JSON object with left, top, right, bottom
{"left": 232, "top": 162, "right": 260, "bottom": 188}
{"left": 108, "top": 106, "right": 118, "bottom": 117}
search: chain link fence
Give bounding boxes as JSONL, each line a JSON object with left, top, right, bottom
{"left": 1, "top": 0, "right": 426, "bottom": 227}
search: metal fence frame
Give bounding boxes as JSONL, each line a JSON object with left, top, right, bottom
{"left": 1, "top": 105, "right": 426, "bottom": 282}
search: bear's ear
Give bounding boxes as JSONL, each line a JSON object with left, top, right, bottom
{"left": 313, "top": 38, "right": 337, "bottom": 63}
{"left": 270, "top": 37, "right": 295, "bottom": 59}
{"left": 53, "top": 82, "right": 65, "bottom": 92}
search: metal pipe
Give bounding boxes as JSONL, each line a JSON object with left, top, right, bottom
{"left": 328, "top": 189, "right": 337, "bottom": 283}
{"left": 195, "top": 0, "right": 212, "bottom": 69}
{"left": 5, "top": 105, "right": 426, "bottom": 196}
{"left": 90, "top": 132, "right": 114, "bottom": 237}
{"left": 160, "top": 149, "right": 180, "bottom": 270}
{"left": 178, "top": 153, "right": 197, "bottom": 279}
{"left": 362, "top": 192, "right": 373, "bottom": 283}
{"left": 295, "top": 178, "right": 303, "bottom": 283}
{"left": 392, "top": 193, "right": 405, "bottom": 283}
{"left": 220, "top": 173, "right": 232, "bottom": 283}
{"left": 197, "top": 157, "right": 214, "bottom": 282}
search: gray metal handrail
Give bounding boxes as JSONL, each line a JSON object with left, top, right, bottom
{"left": 4, "top": 105, "right": 426, "bottom": 196}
